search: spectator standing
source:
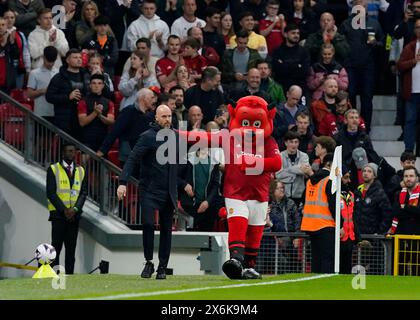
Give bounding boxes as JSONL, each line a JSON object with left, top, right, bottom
{"left": 169, "top": 85, "right": 188, "bottom": 129}
{"left": 46, "top": 49, "right": 89, "bottom": 140}
{"left": 338, "top": 0, "right": 385, "bottom": 133}
{"left": 46, "top": 142, "right": 87, "bottom": 274}
{"left": 229, "top": 11, "right": 268, "bottom": 59}
{"left": 83, "top": 53, "right": 114, "bottom": 100}
{"left": 257, "top": 59, "right": 286, "bottom": 104}
{"left": 276, "top": 131, "right": 312, "bottom": 207}
{"left": 171, "top": 0, "right": 206, "bottom": 40}
{"left": 396, "top": 18, "right": 420, "bottom": 154}
{"left": 259, "top": 0, "right": 285, "bottom": 56}
{"left": 7, "top": 0, "right": 45, "bottom": 37}
{"left": 306, "top": 43, "right": 348, "bottom": 100}
{"left": 301, "top": 153, "right": 336, "bottom": 273}
{"left": 228, "top": 68, "right": 271, "bottom": 102}
{"left": 292, "top": 111, "right": 316, "bottom": 161}
{"left": 4, "top": 9, "right": 31, "bottom": 89}
{"left": 184, "top": 66, "right": 224, "bottom": 124}
{"left": 81, "top": 15, "right": 119, "bottom": 79}
{"left": 218, "top": 12, "right": 234, "bottom": 47}
{"left": 304, "top": 12, "right": 350, "bottom": 65}
{"left": 117, "top": 105, "right": 182, "bottom": 280}
{"left": 75, "top": 0, "right": 99, "bottom": 47}
{"left": 221, "top": 30, "right": 262, "bottom": 87}
{"left": 283, "top": 0, "right": 317, "bottom": 41}
{"left": 311, "top": 135, "right": 336, "bottom": 172}
{"left": 178, "top": 147, "right": 223, "bottom": 231}
{"left": 27, "top": 46, "right": 58, "bottom": 123}
{"left": 353, "top": 163, "right": 392, "bottom": 237}
{"left": 58, "top": 0, "right": 80, "bottom": 50}
{"left": 126, "top": 0, "right": 170, "bottom": 59}
{"left": 97, "top": 88, "right": 155, "bottom": 165}
{"left": 386, "top": 152, "right": 417, "bottom": 205}
{"left": 272, "top": 23, "right": 310, "bottom": 94}
{"left": 392, "top": 166, "right": 420, "bottom": 235}
{"left": 156, "top": 35, "right": 183, "bottom": 91}
{"left": 188, "top": 26, "right": 220, "bottom": 67}
{"left": 119, "top": 50, "right": 159, "bottom": 110}
{"left": 123, "top": 38, "right": 159, "bottom": 82}
{"left": 0, "top": 17, "right": 18, "bottom": 93}
{"left": 393, "top": 0, "right": 420, "bottom": 47}
{"left": 339, "top": 165, "right": 355, "bottom": 274}
{"left": 310, "top": 78, "right": 339, "bottom": 135}
{"left": 77, "top": 73, "right": 115, "bottom": 152}
{"left": 202, "top": 7, "right": 225, "bottom": 62}
{"left": 28, "top": 8, "right": 69, "bottom": 70}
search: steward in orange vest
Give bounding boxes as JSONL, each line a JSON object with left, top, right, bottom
{"left": 301, "top": 154, "right": 336, "bottom": 273}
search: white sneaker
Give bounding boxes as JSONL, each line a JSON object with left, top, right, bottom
{"left": 242, "top": 268, "right": 262, "bottom": 280}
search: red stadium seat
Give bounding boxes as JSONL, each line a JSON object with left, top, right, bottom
{"left": 10, "top": 89, "right": 34, "bottom": 109}
{"left": 3, "top": 121, "right": 25, "bottom": 145}
{"left": 0, "top": 103, "right": 24, "bottom": 123}
{"left": 113, "top": 90, "right": 124, "bottom": 119}
{"left": 107, "top": 150, "right": 121, "bottom": 168}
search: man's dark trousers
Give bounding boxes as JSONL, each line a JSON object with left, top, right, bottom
{"left": 51, "top": 219, "right": 79, "bottom": 274}
{"left": 141, "top": 196, "right": 174, "bottom": 268}
{"left": 310, "top": 227, "right": 335, "bottom": 273}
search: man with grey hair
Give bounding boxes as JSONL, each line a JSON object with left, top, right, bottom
{"left": 187, "top": 105, "right": 205, "bottom": 130}
{"left": 117, "top": 105, "right": 182, "bottom": 279}
{"left": 97, "top": 88, "right": 155, "bottom": 165}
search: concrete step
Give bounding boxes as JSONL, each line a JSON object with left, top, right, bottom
{"left": 370, "top": 125, "right": 402, "bottom": 141}
{"left": 371, "top": 109, "right": 396, "bottom": 126}
{"left": 384, "top": 157, "right": 420, "bottom": 170}
{"left": 372, "top": 141, "right": 405, "bottom": 157}
{"left": 372, "top": 95, "right": 397, "bottom": 111}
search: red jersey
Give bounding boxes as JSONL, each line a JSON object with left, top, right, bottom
{"left": 223, "top": 136, "right": 280, "bottom": 202}
{"left": 155, "top": 56, "right": 177, "bottom": 78}
{"left": 259, "top": 19, "right": 284, "bottom": 56}
{"left": 184, "top": 54, "right": 207, "bottom": 76}
{"left": 77, "top": 99, "right": 114, "bottom": 117}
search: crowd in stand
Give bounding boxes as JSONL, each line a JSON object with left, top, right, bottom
{"left": 0, "top": 0, "right": 419, "bottom": 241}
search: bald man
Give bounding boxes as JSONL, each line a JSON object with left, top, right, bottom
{"left": 187, "top": 105, "right": 205, "bottom": 130}
{"left": 117, "top": 104, "right": 181, "bottom": 280}
{"left": 229, "top": 68, "right": 272, "bottom": 102}
{"left": 304, "top": 12, "right": 350, "bottom": 65}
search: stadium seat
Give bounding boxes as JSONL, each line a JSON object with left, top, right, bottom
{"left": 0, "top": 103, "right": 24, "bottom": 123}
{"left": 113, "top": 90, "right": 123, "bottom": 119}
{"left": 10, "top": 88, "right": 34, "bottom": 109}
{"left": 107, "top": 150, "right": 121, "bottom": 168}
{"left": 3, "top": 121, "right": 25, "bottom": 145}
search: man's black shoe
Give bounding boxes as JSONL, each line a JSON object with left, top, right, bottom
{"left": 222, "top": 258, "right": 243, "bottom": 280}
{"left": 156, "top": 266, "right": 166, "bottom": 280}
{"left": 141, "top": 261, "right": 154, "bottom": 278}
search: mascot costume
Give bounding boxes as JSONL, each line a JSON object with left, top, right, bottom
{"left": 182, "top": 96, "right": 281, "bottom": 279}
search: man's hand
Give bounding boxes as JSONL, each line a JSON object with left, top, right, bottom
{"left": 293, "top": 238, "right": 300, "bottom": 248}
{"left": 197, "top": 200, "right": 209, "bottom": 213}
{"left": 94, "top": 102, "right": 103, "bottom": 115}
{"left": 155, "top": 31, "right": 163, "bottom": 42}
{"left": 117, "top": 185, "right": 127, "bottom": 200}
{"left": 340, "top": 227, "right": 345, "bottom": 238}
{"left": 184, "top": 184, "right": 194, "bottom": 197}
{"left": 234, "top": 73, "right": 245, "bottom": 81}
{"left": 404, "top": 9, "right": 413, "bottom": 22}
{"left": 64, "top": 208, "right": 76, "bottom": 220}
{"left": 49, "top": 28, "right": 57, "bottom": 42}
{"left": 69, "top": 89, "right": 81, "bottom": 101}
{"left": 149, "top": 30, "right": 157, "bottom": 39}
{"left": 96, "top": 150, "right": 104, "bottom": 157}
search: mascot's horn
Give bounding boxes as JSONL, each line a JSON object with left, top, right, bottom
{"left": 267, "top": 102, "right": 276, "bottom": 110}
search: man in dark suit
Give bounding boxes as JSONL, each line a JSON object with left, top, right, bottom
{"left": 117, "top": 105, "right": 181, "bottom": 280}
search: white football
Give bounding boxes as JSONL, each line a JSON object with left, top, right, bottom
{"left": 35, "top": 243, "right": 56, "bottom": 265}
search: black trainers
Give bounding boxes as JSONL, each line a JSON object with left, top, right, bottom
{"left": 141, "top": 261, "right": 155, "bottom": 278}
{"left": 242, "top": 268, "right": 262, "bottom": 280}
{"left": 156, "top": 266, "right": 166, "bottom": 280}
{"left": 222, "top": 258, "right": 243, "bottom": 280}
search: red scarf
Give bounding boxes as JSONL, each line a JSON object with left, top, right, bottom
{"left": 390, "top": 184, "right": 420, "bottom": 234}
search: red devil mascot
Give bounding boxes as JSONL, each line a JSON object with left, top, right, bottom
{"left": 181, "top": 96, "right": 281, "bottom": 279}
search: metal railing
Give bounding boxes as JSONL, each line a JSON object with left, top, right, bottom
{"left": 391, "top": 235, "right": 420, "bottom": 276}
{"left": 256, "top": 232, "right": 393, "bottom": 275}
{"left": 0, "top": 90, "right": 140, "bottom": 227}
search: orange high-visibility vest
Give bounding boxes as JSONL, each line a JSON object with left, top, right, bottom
{"left": 340, "top": 191, "right": 355, "bottom": 241}
{"left": 301, "top": 177, "right": 335, "bottom": 232}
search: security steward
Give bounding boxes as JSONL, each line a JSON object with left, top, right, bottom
{"left": 46, "top": 142, "right": 87, "bottom": 274}
{"left": 301, "top": 153, "right": 336, "bottom": 273}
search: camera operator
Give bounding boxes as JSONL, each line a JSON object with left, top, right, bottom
{"left": 394, "top": 1, "right": 420, "bottom": 46}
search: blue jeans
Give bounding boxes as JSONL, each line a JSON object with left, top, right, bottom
{"left": 348, "top": 65, "right": 375, "bottom": 132}
{"left": 404, "top": 93, "right": 420, "bottom": 152}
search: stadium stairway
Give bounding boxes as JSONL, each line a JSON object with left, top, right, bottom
{"left": 370, "top": 95, "right": 419, "bottom": 169}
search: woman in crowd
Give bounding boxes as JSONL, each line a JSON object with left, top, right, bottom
{"left": 75, "top": 0, "right": 100, "bottom": 47}
{"left": 218, "top": 12, "right": 234, "bottom": 48}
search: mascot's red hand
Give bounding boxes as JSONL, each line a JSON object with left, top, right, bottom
{"left": 239, "top": 155, "right": 257, "bottom": 172}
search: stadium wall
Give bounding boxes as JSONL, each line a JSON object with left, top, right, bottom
{"left": 0, "top": 144, "right": 228, "bottom": 278}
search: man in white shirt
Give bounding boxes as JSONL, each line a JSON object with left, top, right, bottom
{"left": 170, "top": 0, "right": 205, "bottom": 40}
{"left": 126, "top": 0, "right": 170, "bottom": 58}
{"left": 27, "top": 45, "right": 58, "bottom": 123}
{"left": 28, "top": 8, "right": 69, "bottom": 70}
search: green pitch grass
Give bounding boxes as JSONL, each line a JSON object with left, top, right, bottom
{"left": 1, "top": 273, "right": 420, "bottom": 300}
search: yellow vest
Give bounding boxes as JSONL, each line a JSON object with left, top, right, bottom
{"left": 47, "top": 163, "right": 85, "bottom": 212}
{"left": 301, "top": 177, "right": 335, "bottom": 232}
{"left": 229, "top": 31, "right": 267, "bottom": 50}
